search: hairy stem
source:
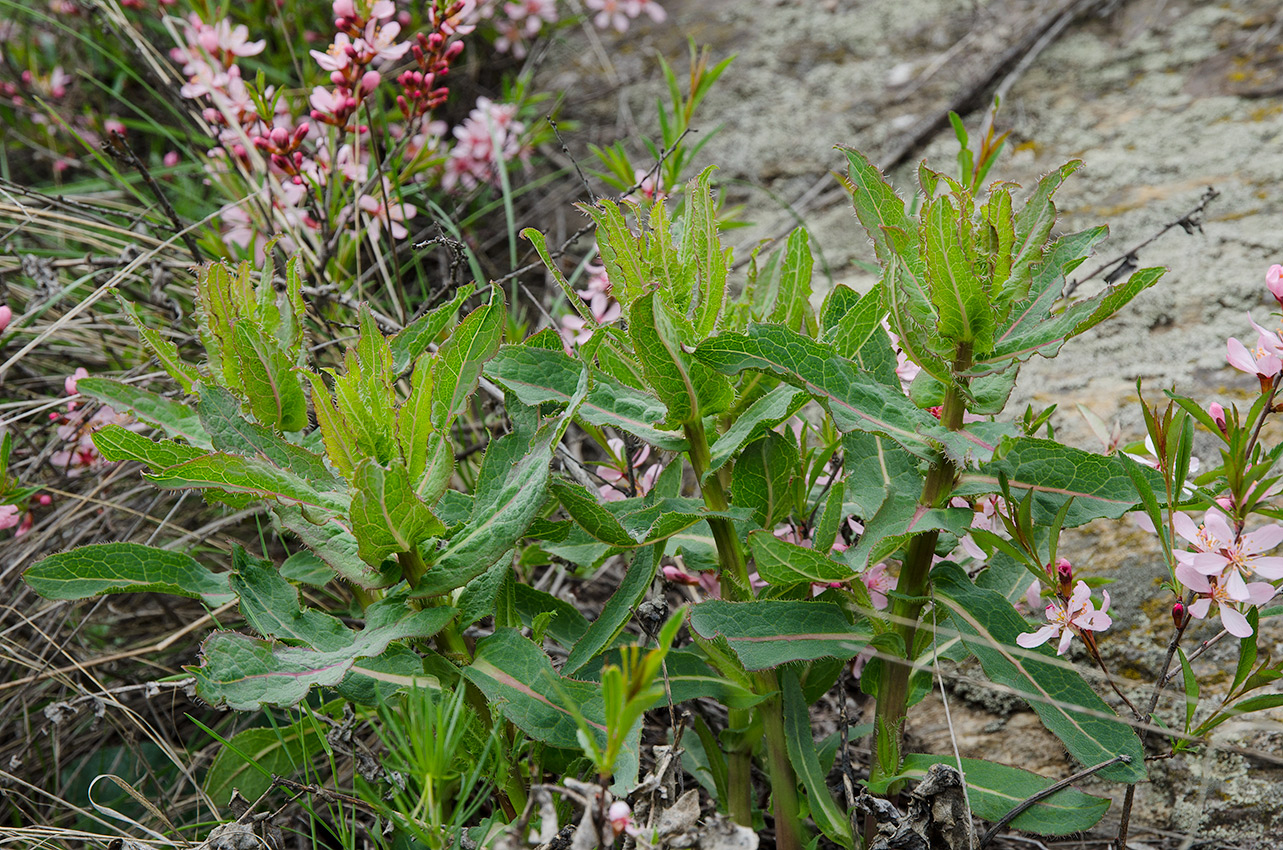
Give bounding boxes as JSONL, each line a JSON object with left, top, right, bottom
{"left": 684, "top": 420, "right": 751, "bottom": 596}
{"left": 685, "top": 419, "right": 757, "bottom": 825}
{"left": 870, "top": 344, "right": 970, "bottom": 792}
{"left": 758, "top": 685, "right": 803, "bottom": 850}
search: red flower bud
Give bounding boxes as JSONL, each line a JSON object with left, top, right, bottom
{"left": 1172, "top": 601, "right": 1188, "bottom": 629}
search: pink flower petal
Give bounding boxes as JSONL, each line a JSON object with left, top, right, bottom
{"left": 1219, "top": 604, "right": 1253, "bottom": 638}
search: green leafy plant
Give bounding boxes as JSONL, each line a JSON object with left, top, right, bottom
{"left": 27, "top": 111, "right": 1283, "bottom": 850}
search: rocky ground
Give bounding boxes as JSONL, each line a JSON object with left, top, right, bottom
{"left": 540, "top": 0, "right": 1283, "bottom": 846}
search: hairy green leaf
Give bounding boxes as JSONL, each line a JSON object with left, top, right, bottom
{"left": 25, "top": 543, "right": 232, "bottom": 605}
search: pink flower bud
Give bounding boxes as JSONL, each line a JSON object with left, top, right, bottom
{"left": 1215, "top": 496, "right": 1234, "bottom": 513}
{"left": 331, "top": 70, "right": 347, "bottom": 86}
{"left": 1268, "top": 264, "right": 1283, "bottom": 306}
{"left": 104, "top": 118, "right": 125, "bottom": 136}
{"left": 293, "top": 122, "right": 310, "bottom": 142}
{"left": 232, "top": 144, "right": 247, "bottom": 158}
{"left": 361, "top": 70, "right": 382, "bottom": 94}
{"left": 0, "top": 304, "right": 11, "bottom": 333}
{"left": 1209, "top": 401, "right": 1227, "bottom": 434}
{"left": 1172, "top": 601, "right": 1188, "bottom": 629}
{"left": 65, "top": 367, "right": 89, "bottom": 396}
{"left": 270, "top": 126, "right": 290, "bottom": 148}
{"left": 37, "top": 494, "right": 52, "bottom": 506}
{"left": 661, "top": 565, "right": 700, "bottom": 586}
{"left": 163, "top": 151, "right": 179, "bottom": 167}
{"left": 332, "top": 0, "right": 356, "bottom": 18}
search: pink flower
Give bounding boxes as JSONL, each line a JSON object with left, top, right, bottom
{"left": 1227, "top": 320, "right": 1283, "bottom": 379}
{"left": 163, "top": 151, "right": 180, "bottom": 167}
{"left": 1267, "top": 264, "right": 1283, "bottom": 306}
{"left": 505, "top": 0, "right": 559, "bottom": 34}
{"left": 608, "top": 801, "right": 637, "bottom": 837}
{"left": 585, "top": 0, "right": 638, "bottom": 31}
{"left": 0, "top": 304, "right": 11, "bottom": 332}
{"left": 1016, "top": 581, "right": 1112, "bottom": 656}
{"left": 311, "top": 33, "right": 355, "bottom": 71}
{"left": 1176, "top": 564, "right": 1273, "bottom": 638}
{"left": 0, "top": 504, "right": 19, "bottom": 530}
{"left": 861, "top": 563, "right": 894, "bottom": 610}
{"left": 361, "top": 20, "right": 411, "bottom": 64}
{"left": 1173, "top": 508, "right": 1283, "bottom": 582}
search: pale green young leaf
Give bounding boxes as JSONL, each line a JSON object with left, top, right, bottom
{"left": 332, "top": 311, "right": 398, "bottom": 466}
{"left": 25, "top": 543, "right": 233, "bottom": 605}
{"left": 430, "top": 287, "right": 504, "bottom": 430}
{"left": 991, "top": 266, "right": 1164, "bottom": 368}
{"left": 195, "top": 260, "right": 253, "bottom": 389}
{"left": 388, "top": 283, "right": 476, "bottom": 374}
{"left": 301, "top": 371, "right": 358, "bottom": 481}
{"left": 349, "top": 458, "right": 446, "bottom": 567}
{"left": 76, "top": 377, "right": 210, "bottom": 449}
{"left": 823, "top": 282, "right": 886, "bottom": 360}
{"left": 771, "top": 227, "right": 814, "bottom": 335}
{"left": 894, "top": 754, "right": 1110, "bottom": 836}
{"left": 978, "top": 226, "right": 1108, "bottom": 374}
{"left": 646, "top": 199, "right": 693, "bottom": 311}
{"left": 687, "top": 600, "right": 870, "bottom": 670}
{"left": 230, "top": 319, "right": 307, "bottom": 432}
{"left": 706, "top": 384, "right": 807, "bottom": 478}
{"left": 414, "top": 399, "right": 579, "bottom": 596}
{"left": 397, "top": 352, "right": 434, "bottom": 484}
{"left": 113, "top": 293, "right": 199, "bottom": 394}
{"left": 276, "top": 504, "right": 393, "bottom": 589}
{"left": 838, "top": 145, "right": 919, "bottom": 269}
{"left": 749, "top": 530, "right": 855, "bottom": 586}
{"left": 523, "top": 227, "right": 594, "bottom": 323}
{"left": 583, "top": 199, "right": 647, "bottom": 314}
{"left": 981, "top": 185, "right": 1016, "bottom": 311}
{"left": 1007, "top": 160, "right": 1083, "bottom": 304}
{"left": 630, "top": 291, "right": 732, "bottom": 426}
{"left": 884, "top": 253, "right": 953, "bottom": 385}
{"left": 685, "top": 166, "right": 730, "bottom": 336}
{"left": 932, "top": 562, "right": 1144, "bottom": 783}
{"left": 923, "top": 192, "right": 993, "bottom": 349}
{"left": 549, "top": 480, "right": 635, "bottom": 547}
